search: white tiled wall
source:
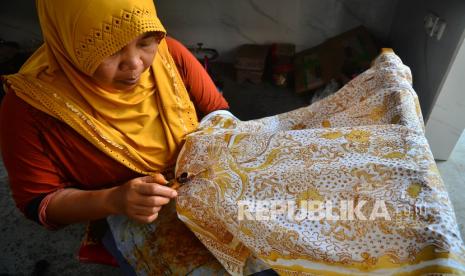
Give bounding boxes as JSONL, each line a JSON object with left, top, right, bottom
{"left": 155, "top": 0, "right": 399, "bottom": 61}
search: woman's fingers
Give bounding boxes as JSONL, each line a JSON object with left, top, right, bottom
{"left": 137, "top": 174, "right": 168, "bottom": 185}
{"left": 133, "top": 205, "right": 162, "bottom": 216}
{"left": 119, "top": 174, "right": 176, "bottom": 223}
{"left": 135, "top": 182, "right": 177, "bottom": 198}
{"left": 137, "top": 195, "right": 171, "bottom": 207}
{"left": 151, "top": 173, "right": 169, "bottom": 185}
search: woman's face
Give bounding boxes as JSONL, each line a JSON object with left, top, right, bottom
{"left": 92, "top": 32, "right": 159, "bottom": 91}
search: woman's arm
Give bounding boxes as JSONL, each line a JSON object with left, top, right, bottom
{"left": 166, "top": 37, "right": 229, "bottom": 116}
{"left": 46, "top": 174, "right": 177, "bottom": 225}
{"left": 0, "top": 92, "right": 177, "bottom": 227}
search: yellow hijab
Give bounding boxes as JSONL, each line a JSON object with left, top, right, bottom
{"left": 3, "top": 0, "right": 199, "bottom": 175}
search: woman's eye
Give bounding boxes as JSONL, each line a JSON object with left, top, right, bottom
{"left": 138, "top": 38, "right": 156, "bottom": 48}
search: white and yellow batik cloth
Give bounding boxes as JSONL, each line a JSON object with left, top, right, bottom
{"left": 108, "top": 50, "right": 465, "bottom": 275}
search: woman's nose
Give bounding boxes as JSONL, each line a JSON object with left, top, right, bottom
{"left": 119, "top": 47, "right": 142, "bottom": 71}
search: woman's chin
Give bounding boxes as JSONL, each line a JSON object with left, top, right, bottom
{"left": 115, "top": 79, "right": 140, "bottom": 91}
{"left": 108, "top": 82, "right": 139, "bottom": 92}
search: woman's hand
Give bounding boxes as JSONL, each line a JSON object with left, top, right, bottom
{"left": 108, "top": 174, "right": 178, "bottom": 224}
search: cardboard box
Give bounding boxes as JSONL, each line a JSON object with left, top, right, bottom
{"left": 236, "top": 69, "right": 264, "bottom": 85}
{"left": 294, "top": 26, "right": 378, "bottom": 94}
{"left": 235, "top": 44, "right": 269, "bottom": 84}
{"left": 294, "top": 44, "right": 328, "bottom": 93}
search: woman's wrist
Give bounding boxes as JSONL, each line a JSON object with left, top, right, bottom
{"left": 103, "top": 185, "right": 121, "bottom": 216}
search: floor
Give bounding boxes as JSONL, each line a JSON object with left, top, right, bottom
{"left": 436, "top": 131, "right": 465, "bottom": 240}
{"left": 0, "top": 64, "right": 463, "bottom": 275}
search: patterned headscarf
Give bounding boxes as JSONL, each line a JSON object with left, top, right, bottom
{"left": 3, "top": 0, "right": 199, "bottom": 174}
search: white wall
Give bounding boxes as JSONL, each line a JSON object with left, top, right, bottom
{"left": 1, "top": 0, "right": 398, "bottom": 60}
{"left": 389, "top": 0, "right": 465, "bottom": 120}
{"left": 155, "top": 0, "right": 399, "bottom": 61}
{"left": 425, "top": 33, "right": 465, "bottom": 160}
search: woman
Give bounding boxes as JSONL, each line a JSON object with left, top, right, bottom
{"left": 0, "top": 0, "right": 228, "bottom": 230}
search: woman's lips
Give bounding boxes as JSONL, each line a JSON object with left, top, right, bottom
{"left": 118, "top": 78, "right": 139, "bottom": 85}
